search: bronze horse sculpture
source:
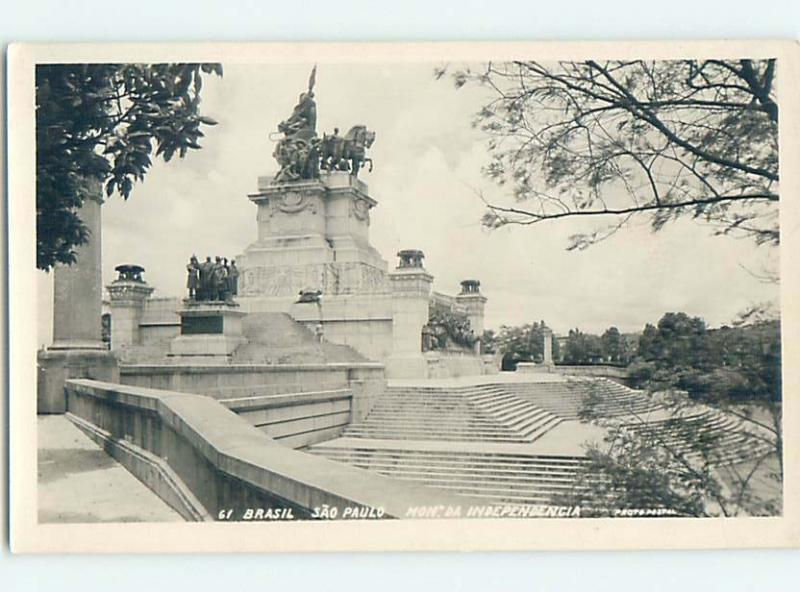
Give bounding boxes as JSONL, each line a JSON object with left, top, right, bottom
{"left": 320, "top": 125, "right": 376, "bottom": 177}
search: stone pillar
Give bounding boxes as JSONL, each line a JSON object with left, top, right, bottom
{"left": 455, "top": 279, "right": 487, "bottom": 355}
{"left": 106, "top": 265, "right": 154, "bottom": 350}
{"left": 38, "top": 190, "right": 119, "bottom": 413}
{"left": 386, "top": 250, "right": 433, "bottom": 379}
{"left": 542, "top": 326, "right": 554, "bottom": 369}
{"left": 50, "top": 196, "right": 105, "bottom": 351}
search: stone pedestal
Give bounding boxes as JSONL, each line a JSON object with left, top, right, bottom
{"left": 168, "top": 301, "right": 247, "bottom": 364}
{"left": 385, "top": 251, "right": 433, "bottom": 379}
{"left": 455, "top": 279, "right": 487, "bottom": 355}
{"left": 237, "top": 172, "right": 388, "bottom": 303}
{"left": 106, "top": 268, "right": 154, "bottom": 350}
{"left": 37, "top": 192, "right": 119, "bottom": 413}
{"left": 38, "top": 350, "right": 119, "bottom": 413}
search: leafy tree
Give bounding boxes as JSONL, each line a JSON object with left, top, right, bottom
{"left": 494, "top": 321, "right": 555, "bottom": 369}
{"left": 634, "top": 312, "right": 707, "bottom": 369}
{"left": 562, "top": 328, "right": 604, "bottom": 365}
{"left": 555, "top": 373, "right": 782, "bottom": 517}
{"left": 561, "top": 395, "right": 781, "bottom": 517}
{"left": 441, "top": 60, "right": 778, "bottom": 249}
{"left": 36, "top": 63, "right": 222, "bottom": 270}
{"left": 601, "top": 326, "right": 626, "bottom": 364}
{"left": 479, "top": 329, "right": 498, "bottom": 354}
{"left": 631, "top": 311, "right": 779, "bottom": 407}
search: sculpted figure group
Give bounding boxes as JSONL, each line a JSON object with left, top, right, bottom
{"left": 423, "top": 311, "right": 477, "bottom": 352}
{"left": 272, "top": 67, "right": 375, "bottom": 183}
{"left": 186, "top": 256, "right": 239, "bottom": 302}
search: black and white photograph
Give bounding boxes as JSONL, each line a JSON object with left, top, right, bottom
{"left": 7, "top": 41, "right": 800, "bottom": 552}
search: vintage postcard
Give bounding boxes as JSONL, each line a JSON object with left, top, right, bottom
{"left": 8, "top": 41, "right": 800, "bottom": 552}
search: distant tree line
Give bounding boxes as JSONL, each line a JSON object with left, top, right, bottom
{"left": 489, "top": 310, "right": 781, "bottom": 404}
{"left": 631, "top": 311, "right": 780, "bottom": 404}
{"left": 486, "top": 322, "right": 632, "bottom": 369}
{"left": 560, "top": 326, "right": 632, "bottom": 366}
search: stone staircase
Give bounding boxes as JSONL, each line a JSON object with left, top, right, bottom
{"left": 341, "top": 384, "right": 562, "bottom": 444}
{"left": 504, "top": 378, "right": 661, "bottom": 420}
{"left": 310, "top": 378, "right": 772, "bottom": 507}
{"left": 619, "top": 408, "right": 775, "bottom": 466}
{"left": 309, "top": 444, "right": 589, "bottom": 505}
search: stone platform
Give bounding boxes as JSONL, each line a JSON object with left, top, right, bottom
{"left": 167, "top": 301, "right": 246, "bottom": 363}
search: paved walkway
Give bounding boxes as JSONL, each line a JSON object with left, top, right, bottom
{"left": 38, "top": 415, "right": 182, "bottom": 523}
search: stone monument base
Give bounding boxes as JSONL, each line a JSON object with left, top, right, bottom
{"left": 385, "top": 354, "right": 429, "bottom": 379}
{"left": 37, "top": 349, "right": 119, "bottom": 414}
{"left": 168, "top": 301, "right": 247, "bottom": 364}
{"left": 515, "top": 361, "right": 555, "bottom": 374}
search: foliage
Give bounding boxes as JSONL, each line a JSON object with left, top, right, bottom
{"left": 36, "top": 63, "right": 223, "bottom": 270}
{"left": 493, "top": 321, "right": 556, "bottom": 369}
{"left": 426, "top": 310, "right": 477, "bottom": 350}
{"left": 562, "top": 328, "right": 604, "bottom": 365}
{"left": 441, "top": 60, "right": 779, "bottom": 249}
{"left": 560, "top": 394, "right": 781, "bottom": 517}
{"left": 558, "top": 309, "right": 783, "bottom": 516}
{"left": 633, "top": 311, "right": 781, "bottom": 404}
{"left": 600, "top": 326, "right": 626, "bottom": 364}
{"left": 479, "top": 329, "right": 498, "bottom": 354}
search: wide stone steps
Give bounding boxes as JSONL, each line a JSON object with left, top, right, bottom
{"left": 475, "top": 398, "right": 554, "bottom": 425}
{"left": 499, "top": 378, "right": 662, "bottom": 420}
{"left": 327, "top": 464, "right": 581, "bottom": 486}
{"left": 616, "top": 408, "right": 776, "bottom": 465}
{"left": 463, "top": 392, "right": 563, "bottom": 441}
{"left": 309, "top": 445, "right": 590, "bottom": 505}
{"left": 348, "top": 385, "right": 564, "bottom": 444}
{"left": 357, "top": 415, "right": 498, "bottom": 427}
{"left": 656, "top": 436, "right": 770, "bottom": 460}
{"left": 341, "top": 429, "right": 526, "bottom": 443}
{"left": 313, "top": 460, "right": 581, "bottom": 483}
{"left": 313, "top": 446, "right": 586, "bottom": 462}
{"left": 313, "top": 450, "right": 584, "bottom": 474}
{"left": 346, "top": 417, "right": 502, "bottom": 429}
{"left": 313, "top": 378, "right": 773, "bottom": 506}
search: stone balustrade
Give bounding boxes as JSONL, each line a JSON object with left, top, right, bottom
{"left": 65, "top": 379, "right": 477, "bottom": 521}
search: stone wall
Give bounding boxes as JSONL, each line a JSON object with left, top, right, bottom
{"left": 517, "top": 362, "right": 630, "bottom": 382}
{"left": 555, "top": 364, "right": 630, "bottom": 382}
{"left": 65, "top": 379, "right": 470, "bottom": 520}
{"left": 119, "top": 361, "right": 386, "bottom": 423}
{"left": 422, "top": 352, "right": 500, "bottom": 378}
{"left": 221, "top": 389, "right": 352, "bottom": 448}
{"left": 138, "top": 297, "right": 181, "bottom": 345}
{"left": 290, "top": 292, "right": 394, "bottom": 362}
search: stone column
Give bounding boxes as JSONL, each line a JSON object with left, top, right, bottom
{"left": 38, "top": 190, "right": 119, "bottom": 413}
{"left": 542, "top": 326, "right": 554, "bottom": 369}
{"left": 106, "top": 267, "right": 154, "bottom": 350}
{"left": 455, "top": 279, "right": 487, "bottom": 355}
{"left": 386, "top": 250, "right": 433, "bottom": 379}
{"left": 50, "top": 195, "right": 106, "bottom": 351}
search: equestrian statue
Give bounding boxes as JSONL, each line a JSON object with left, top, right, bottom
{"left": 271, "top": 66, "right": 376, "bottom": 182}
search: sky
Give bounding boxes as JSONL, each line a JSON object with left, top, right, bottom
{"left": 36, "top": 63, "right": 780, "bottom": 345}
